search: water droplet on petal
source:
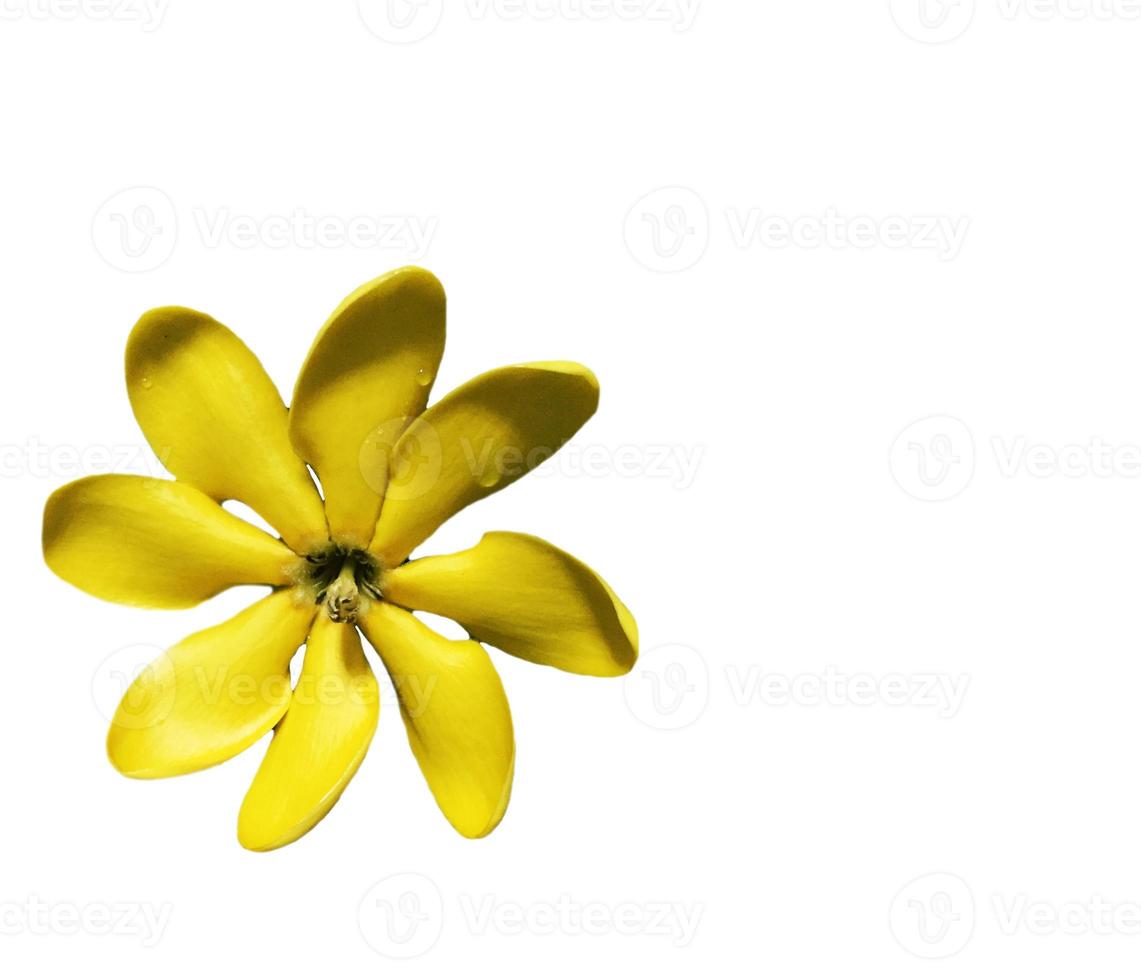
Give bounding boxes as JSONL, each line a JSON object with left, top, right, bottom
{"left": 140, "top": 376, "right": 154, "bottom": 390}
{"left": 416, "top": 366, "right": 434, "bottom": 387}
{"left": 478, "top": 468, "right": 501, "bottom": 489}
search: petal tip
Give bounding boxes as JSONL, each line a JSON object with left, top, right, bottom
{"left": 125, "top": 306, "right": 215, "bottom": 377}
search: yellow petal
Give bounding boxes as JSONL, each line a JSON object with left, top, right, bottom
{"left": 369, "top": 362, "right": 599, "bottom": 566}
{"left": 107, "top": 590, "right": 316, "bottom": 778}
{"left": 237, "top": 615, "right": 378, "bottom": 851}
{"left": 43, "top": 475, "right": 297, "bottom": 608}
{"left": 383, "top": 532, "right": 637, "bottom": 677}
{"left": 289, "top": 267, "right": 446, "bottom": 549}
{"left": 358, "top": 602, "right": 514, "bottom": 839}
{"left": 126, "top": 307, "right": 329, "bottom": 554}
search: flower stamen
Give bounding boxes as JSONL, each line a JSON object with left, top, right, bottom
{"left": 325, "top": 555, "right": 360, "bottom": 623}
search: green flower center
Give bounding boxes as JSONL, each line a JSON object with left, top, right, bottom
{"left": 302, "top": 547, "right": 382, "bottom": 624}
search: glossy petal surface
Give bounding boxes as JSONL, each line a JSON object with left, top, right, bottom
{"left": 43, "top": 475, "right": 296, "bottom": 608}
{"left": 126, "top": 306, "right": 328, "bottom": 554}
{"left": 369, "top": 362, "right": 598, "bottom": 566}
{"left": 383, "top": 531, "right": 637, "bottom": 676}
{"left": 289, "top": 267, "right": 445, "bottom": 548}
{"left": 359, "top": 603, "right": 514, "bottom": 838}
{"left": 108, "top": 590, "right": 315, "bottom": 778}
{"left": 238, "top": 616, "right": 378, "bottom": 851}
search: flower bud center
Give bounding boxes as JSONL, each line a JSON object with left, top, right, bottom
{"left": 302, "top": 547, "right": 382, "bottom": 623}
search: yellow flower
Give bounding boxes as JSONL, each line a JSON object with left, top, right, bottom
{"left": 42, "top": 267, "right": 638, "bottom": 852}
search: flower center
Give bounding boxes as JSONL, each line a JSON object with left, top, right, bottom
{"left": 302, "top": 547, "right": 382, "bottom": 624}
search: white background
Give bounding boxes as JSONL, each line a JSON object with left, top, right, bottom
{"left": 3, "top": 0, "right": 1141, "bottom": 975}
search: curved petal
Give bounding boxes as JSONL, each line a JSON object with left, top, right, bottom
{"left": 369, "top": 362, "right": 599, "bottom": 567}
{"left": 383, "top": 532, "right": 637, "bottom": 677}
{"left": 237, "top": 615, "right": 379, "bottom": 852}
{"left": 289, "top": 267, "right": 446, "bottom": 549}
{"left": 107, "top": 589, "right": 316, "bottom": 778}
{"left": 126, "top": 307, "right": 329, "bottom": 554}
{"left": 43, "top": 475, "right": 297, "bottom": 608}
{"left": 359, "top": 602, "right": 514, "bottom": 839}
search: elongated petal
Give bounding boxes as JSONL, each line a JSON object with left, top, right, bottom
{"left": 43, "top": 475, "right": 297, "bottom": 608}
{"left": 369, "top": 362, "right": 599, "bottom": 566}
{"left": 289, "top": 268, "right": 446, "bottom": 549}
{"left": 238, "top": 616, "right": 378, "bottom": 851}
{"left": 383, "top": 532, "right": 637, "bottom": 677}
{"left": 359, "top": 602, "right": 514, "bottom": 839}
{"left": 126, "top": 307, "right": 329, "bottom": 554}
{"left": 108, "top": 590, "right": 315, "bottom": 778}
